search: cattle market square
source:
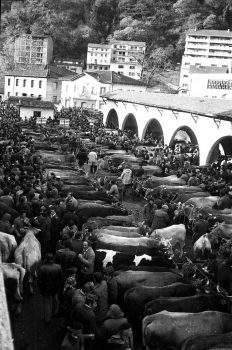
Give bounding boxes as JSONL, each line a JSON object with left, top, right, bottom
{"left": 2, "top": 29, "right": 232, "bottom": 350}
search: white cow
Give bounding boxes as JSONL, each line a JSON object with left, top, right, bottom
{"left": 96, "top": 249, "right": 152, "bottom": 267}
{"left": 2, "top": 263, "right": 26, "bottom": 300}
{"left": 151, "top": 224, "right": 186, "bottom": 257}
{"left": 193, "top": 233, "right": 212, "bottom": 259}
{"left": 14, "top": 227, "right": 41, "bottom": 294}
{"left": 0, "top": 231, "right": 17, "bottom": 262}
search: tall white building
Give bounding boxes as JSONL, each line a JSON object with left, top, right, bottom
{"left": 86, "top": 40, "right": 146, "bottom": 80}
{"left": 180, "top": 29, "right": 232, "bottom": 93}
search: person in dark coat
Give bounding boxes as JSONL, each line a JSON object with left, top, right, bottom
{"left": 143, "top": 198, "right": 157, "bottom": 228}
{"left": 93, "top": 271, "right": 108, "bottom": 323}
{"left": 37, "top": 253, "right": 63, "bottom": 323}
{"left": 192, "top": 213, "right": 209, "bottom": 243}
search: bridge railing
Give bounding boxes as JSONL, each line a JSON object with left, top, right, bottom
{"left": 0, "top": 255, "right": 14, "bottom": 350}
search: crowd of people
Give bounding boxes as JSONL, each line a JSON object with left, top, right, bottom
{"left": 2, "top": 102, "right": 232, "bottom": 350}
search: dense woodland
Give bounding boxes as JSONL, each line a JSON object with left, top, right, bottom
{"left": 1, "top": 0, "right": 232, "bottom": 84}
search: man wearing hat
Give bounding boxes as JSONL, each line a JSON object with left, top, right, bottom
{"left": 143, "top": 198, "right": 157, "bottom": 228}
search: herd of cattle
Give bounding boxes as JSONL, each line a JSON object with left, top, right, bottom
{"left": 1, "top": 128, "right": 232, "bottom": 350}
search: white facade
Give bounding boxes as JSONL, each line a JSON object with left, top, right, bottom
{"left": 5, "top": 76, "right": 47, "bottom": 99}
{"left": 86, "top": 41, "right": 146, "bottom": 80}
{"left": 180, "top": 30, "right": 232, "bottom": 93}
{"left": 20, "top": 106, "right": 54, "bottom": 120}
{"left": 61, "top": 73, "right": 147, "bottom": 110}
{"left": 87, "top": 44, "right": 111, "bottom": 71}
{"left": 4, "top": 76, "right": 62, "bottom": 103}
{"left": 61, "top": 74, "right": 111, "bottom": 109}
{"left": 103, "top": 92, "right": 232, "bottom": 165}
{"left": 188, "top": 73, "right": 232, "bottom": 98}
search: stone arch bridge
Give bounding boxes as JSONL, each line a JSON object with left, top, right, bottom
{"left": 102, "top": 91, "right": 232, "bottom": 165}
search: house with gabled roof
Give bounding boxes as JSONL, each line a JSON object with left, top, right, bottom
{"left": 60, "top": 71, "right": 147, "bottom": 110}
{"left": 4, "top": 64, "right": 76, "bottom": 103}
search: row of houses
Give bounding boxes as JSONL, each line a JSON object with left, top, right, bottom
{"left": 4, "top": 66, "right": 147, "bottom": 120}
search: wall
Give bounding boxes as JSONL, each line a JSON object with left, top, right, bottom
{"left": 0, "top": 256, "right": 14, "bottom": 350}
{"left": 20, "top": 106, "right": 54, "bottom": 120}
{"left": 112, "top": 83, "right": 146, "bottom": 93}
{"left": 110, "top": 63, "right": 143, "bottom": 80}
{"left": 103, "top": 99, "right": 232, "bottom": 165}
{"left": 180, "top": 56, "right": 232, "bottom": 92}
{"left": 189, "top": 73, "right": 232, "bottom": 98}
{"left": 46, "top": 78, "right": 62, "bottom": 103}
{"left": 5, "top": 76, "right": 47, "bottom": 100}
{"left": 61, "top": 74, "right": 111, "bottom": 109}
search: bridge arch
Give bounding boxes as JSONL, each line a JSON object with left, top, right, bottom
{"left": 206, "top": 135, "right": 232, "bottom": 164}
{"left": 169, "top": 125, "right": 198, "bottom": 147}
{"left": 141, "top": 118, "right": 164, "bottom": 141}
{"left": 106, "top": 109, "right": 119, "bottom": 129}
{"left": 122, "top": 113, "right": 138, "bottom": 135}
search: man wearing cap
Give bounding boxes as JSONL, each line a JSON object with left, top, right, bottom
{"left": 151, "top": 204, "right": 170, "bottom": 231}
{"left": 78, "top": 240, "right": 95, "bottom": 285}
{"left": 143, "top": 198, "right": 157, "bottom": 228}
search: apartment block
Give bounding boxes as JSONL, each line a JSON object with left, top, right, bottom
{"left": 14, "top": 34, "right": 53, "bottom": 65}
{"left": 180, "top": 29, "right": 232, "bottom": 93}
{"left": 86, "top": 40, "right": 146, "bottom": 80}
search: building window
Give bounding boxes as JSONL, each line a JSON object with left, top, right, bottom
{"left": 91, "top": 103, "right": 95, "bottom": 109}
{"left": 99, "top": 67, "right": 103, "bottom": 70}
{"left": 39, "top": 80, "right": 42, "bottom": 88}
{"left": 94, "top": 66, "right": 97, "bottom": 70}
{"left": 89, "top": 65, "right": 92, "bottom": 69}
{"left": 55, "top": 82, "right": 58, "bottom": 89}
{"left": 16, "top": 79, "right": 19, "bottom": 86}
{"left": 38, "top": 95, "right": 42, "bottom": 100}
{"left": 53, "top": 96, "right": 57, "bottom": 102}
{"left": 74, "top": 86, "right": 76, "bottom": 92}
{"left": 100, "top": 87, "right": 106, "bottom": 94}
{"left": 33, "top": 111, "right": 41, "bottom": 118}
{"left": 30, "top": 94, "right": 34, "bottom": 97}
{"left": 118, "top": 65, "right": 124, "bottom": 68}
{"left": 91, "top": 87, "right": 96, "bottom": 94}
{"left": 129, "top": 66, "right": 135, "bottom": 69}
{"left": 15, "top": 92, "right": 18, "bottom": 96}
{"left": 82, "top": 86, "right": 86, "bottom": 93}
{"left": 31, "top": 80, "right": 34, "bottom": 88}
{"left": 23, "top": 79, "right": 26, "bottom": 87}
{"left": 104, "top": 67, "right": 108, "bottom": 70}
{"left": 22, "top": 93, "right": 27, "bottom": 96}
{"left": 8, "top": 78, "right": 11, "bottom": 86}
{"left": 183, "top": 75, "right": 188, "bottom": 77}
{"left": 185, "top": 62, "right": 190, "bottom": 66}
{"left": 66, "top": 85, "right": 68, "bottom": 92}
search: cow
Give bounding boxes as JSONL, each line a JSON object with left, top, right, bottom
{"left": 150, "top": 175, "right": 186, "bottom": 187}
{"left": 193, "top": 233, "right": 212, "bottom": 259}
{"left": 2, "top": 263, "right": 26, "bottom": 300}
{"left": 0, "top": 231, "right": 17, "bottom": 262}
{"left": 77, "top": 203, "right": 127, "bottom": 222}
{"left": 143, "top": 310, "right": 232, "bottom": 350}
{"left": 94, "top": 228, "right": 141, "bottom": 239}
{"left": 211, "top": 222, "right": 232, "bottom": 239}
{"left": 116, "top": 271, "right": 183, "bottom": 302}
{"left": 14, "top": 227, "right": 41, "bottom": 294}
{"left": 175, "top": 192, "right": 211, "bottom": 204}
{"left": 125, "top": 283, "right": 196, "bottom": 334}
{"left": 151, "top": 224, "right": 186, "bottom": 257}
{"left": 96, "top": 234, "right": 167, "bottom": 256}
{"left": 180, "top": 331, "right": 232, "bottom": 350}
{"left": 95, "top": 249, "right": 152, "bottom": 269}
{"left": 185, "top": 196, "right": 219, "bottom": 210}
{"left": 85, "top": 215, "right": 135, "bottom": 230}
{"left": 144, "top": 294, "right": 226, "bottom": 316}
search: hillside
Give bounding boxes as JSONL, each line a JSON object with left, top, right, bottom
{"left": 1, "top": 0, "right": 232, "bottom": 85}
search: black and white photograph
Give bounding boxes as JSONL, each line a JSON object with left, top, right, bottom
{"left": 1, "top": 1, "right": 232, "bottom": 349}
